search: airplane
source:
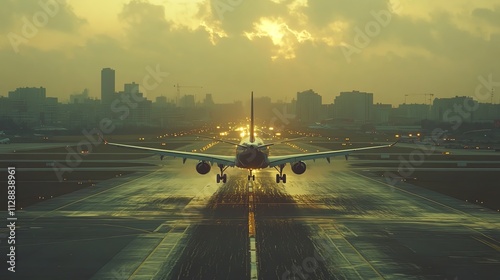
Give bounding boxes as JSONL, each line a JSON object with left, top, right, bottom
{"left": 0, "top": 138, "right": 11, "bottom": 144}
{"left": 105, "top": 92, "right": 397, "bottom": 183}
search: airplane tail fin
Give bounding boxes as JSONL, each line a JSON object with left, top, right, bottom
{"left": 250, "top": 91, "right": 255, "bottom": 143}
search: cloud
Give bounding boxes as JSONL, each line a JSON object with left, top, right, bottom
{"left": 1, "top": 0, "right": 499, "bottom": 105}
{"left": 472, "top": 6, "right": 500, "bottom": 26}
{"left": 2, "top": 0, "right": 86, "bottom": 33}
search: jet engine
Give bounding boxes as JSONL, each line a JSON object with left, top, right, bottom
{"left": 291, "top": 161, "right": 306, "bottom": 175}
{"left": 196, "top": 161, "right": 211, "bottom": 174}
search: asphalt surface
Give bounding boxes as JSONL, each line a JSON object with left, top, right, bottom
{"left": 1, "top": 139, "right": 499, "bottom": 279}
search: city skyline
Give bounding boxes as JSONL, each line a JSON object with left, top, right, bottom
{"left": 2, "top": 84, "right": 499, "bottom": 130}
{"left": 1, "top": 1, "right": 500, "bottom": 104}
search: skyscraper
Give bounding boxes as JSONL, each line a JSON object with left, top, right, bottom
{"left": 334, "top": 90, "right": 373, "bottom": 123}
{"left": 296, "top": 89, "right": 322, "bottom": 124}
{"left": 101, "top": 68, "right": 115, "bottom": 105}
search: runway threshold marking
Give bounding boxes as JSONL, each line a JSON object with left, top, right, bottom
{"left": 30, "top": 169, "right": 161, "bottom": 221}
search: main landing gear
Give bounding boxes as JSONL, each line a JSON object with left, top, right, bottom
{"left": 248, "top": 170, "right": 255, "bottom": 181}
{"left": 217, "top": 164, "right": 228, "bottom": 183}
{"left": 274, "top": 164, "right": 286, "bottom": 183}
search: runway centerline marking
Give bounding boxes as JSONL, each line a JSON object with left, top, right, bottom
{"left": 248, "top": 180, "right": 258, "bottom": 280}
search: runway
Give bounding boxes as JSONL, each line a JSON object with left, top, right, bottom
{"left": 1, "top": 139, "right": 499, "bottom": 279}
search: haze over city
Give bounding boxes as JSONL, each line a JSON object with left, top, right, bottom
{"left": 2, "top": 0, "right": 500, "bottom": 104}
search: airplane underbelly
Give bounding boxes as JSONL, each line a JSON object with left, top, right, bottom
{"left": 236, "top": 150, "right": 269, "bottom": 169}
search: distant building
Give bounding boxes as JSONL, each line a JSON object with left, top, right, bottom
{"left": 117, "top": 82, "right": 151, "bottom": 126}
{"left": 61, "top": 99, "right": 101, "bottom": 129}
{"left": 373, "top": 103, "right": 392, "bottom": 124}
{"left": 8, "top": 87, "right": 49, "bottom": 127}
{"left": 296, "top": 89, "right": 322, "bottom": 124}
{"left": 211, "top": 101, "right": 244, "bottom": 123}
{"left": 101, "top": 68, "right": 115, "bottom": 105}
{"left": 253, "top": 96, "right": 273, "bottom": 122}
{"left": 432, "top": 96, "right": 476, "bottom": 122}
{"left": 152, "top": 96, "right": 175, "bottom": 127}
{"left": 395, "top": 103, "right": 430, "bottom": 124}
{"left": 156, "top": 96, "right": 167, "bottom": 104}
{"left": 0, "top": 96, "right": 10, "bottom": 117}
{"left": 203, "top": 94, "right": 214, "bottom": 107}
{"left": 124, "top": 82, "right": 139, "bottom": 96}
{"left": 321, "top": 104, "right": 334, "bottom": 120}
{"left": 44, "top": 97, "right": 59, "bottom": 125}
{"left": 179, "top": 95, "right": 195, "bottom": 108}
{"left": 473, "top": 103, "right": 500, "bottom": 122}
{"left": 334, "top": 90, "right": 373, "bottom": 123}
{"left": 70, "top": 88, "right": 90, "bottom": 104}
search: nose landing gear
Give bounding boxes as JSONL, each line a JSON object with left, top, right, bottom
{"left": 248, "top": 170, "right": 255, "bottom": 181}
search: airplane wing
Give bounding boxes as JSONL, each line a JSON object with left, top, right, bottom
{"left": 105, "top": 142, "right": 236, "bottom": 166}
{"left": 268, "top": 141, "right": 397, "bottom": 167}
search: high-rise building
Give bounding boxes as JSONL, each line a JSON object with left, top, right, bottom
{"left": 179, "top": 95, "right": 195, "bottom": 108}
{"left": 8, "top": 87, "right": 48, "bottom": 127}
{"left": 117, "top": 82, "right": 151, "bottom": 125}
{"left": 124, "top": 82, "right": 139, "bottom": 95}
{"left": 101, "top": 68, "right": 115, "bottom": 105}
{"left": 203, "top": 94, "right": 214, "bottom": 107}
{"left": 432, "top": 96, "right": 476, "bottom": 122}
{"left": 372, "top": 103, "right": 392, "bottom": 124}
{"left": 296, "top": 89, "right": 322, "bottom": 124}
{"left": 334, "top": 90, "right": 373, "bottom": 123}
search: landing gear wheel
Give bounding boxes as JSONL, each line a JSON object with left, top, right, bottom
{"left": 217, "top": 174, "right": 227, "bottom": 183}
{"left": 252, "top": 175, "right": 255, "bottom": 181}
{"left": 217, "top": 164, "right": 228, "bottom": 183}
{"left": 274, "top": 164, "right": 287, "bottom": 183}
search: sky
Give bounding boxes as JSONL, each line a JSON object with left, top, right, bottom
{"left": 1, "top": 0, "right": 500, "bottom": 105}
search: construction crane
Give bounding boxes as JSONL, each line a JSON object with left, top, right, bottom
{"left": 174, "top": 83, "right": 203, "bottom": 106}
{"left": 404, "top": 93, "right": 434, "bottom": 105}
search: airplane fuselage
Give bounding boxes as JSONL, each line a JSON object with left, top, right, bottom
{"left": 235, "top": 136, "right": 269, "bottom": 169}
